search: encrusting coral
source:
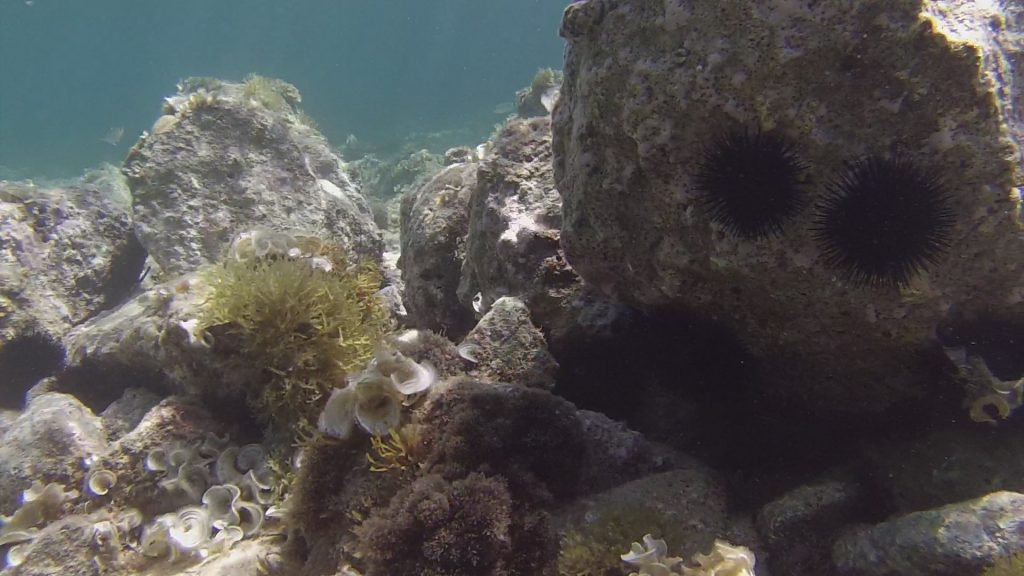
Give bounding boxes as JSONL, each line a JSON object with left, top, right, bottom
{"left": 198, "top": 229, "right": 389, "bottom": 440}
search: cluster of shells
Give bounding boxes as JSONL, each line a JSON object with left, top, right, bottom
{"left": 84, "top": 434, "right": 283, "bottom": 563}
{"left": 0, "top": 482, "right": 83, "bottom": 566}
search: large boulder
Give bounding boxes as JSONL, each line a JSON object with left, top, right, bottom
{"left": 398, "top": 162, "right": 479, "bottom": 335}
{"left": 122, "top": 77, "right": 381, "bottom": 276}
{"left": 0, "top": 168, "right": 145, "bottom": 405}
{"left": 459, "top": 117, "right": 581, "bottom": 333}
{"left": 552, "top": 0, "right": 1024, "bottom": 415}
{"left": 0, "top": 393, "right": 108, "bottom": 515}
{"left": 832, "top": 491, "right": 1024, "bottom": 576}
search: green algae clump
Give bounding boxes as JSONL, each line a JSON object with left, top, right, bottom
{"left": 199, "top": 232, "right": 388, "bottom": 439}
{"left": 240, "top": 74, "right": 300, "bottom": 113}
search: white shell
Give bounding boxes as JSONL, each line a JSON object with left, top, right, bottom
{"left": 202, "top": 484, "right": 241, "bottom": 528}
{"left": 235, "top": 501, "right": 265, "bottom": 537}
{"left": 169, "top": 506, "right": 212, "bottom": 551}
{"left": 318, "top": 387, "right": 357, "bottom": 440}
{"left": 87, "top": 469, "right": 117, "bottom": 496}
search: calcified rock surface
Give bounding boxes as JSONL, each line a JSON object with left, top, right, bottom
{"left": 122, "top": 78, "right": 381, "bottom": 276}
{"left": 0, "top": 168, "right": 145, "bottom": 402}
{"left": 553, "top": 0, "right": 1024, "bottom": 414}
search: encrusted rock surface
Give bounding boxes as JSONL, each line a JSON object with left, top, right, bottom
{"left": 459, "top": 117, "right": 581, "bottom": 332}
{"left": 459, "top": 296, "right": 559, "bottom": 389}
{"left": 556, "top": 469, "right": 733, "bottom": 566}
{"left": 398, "top": 162, "right": 479, "bottom": 335}
{"left": 122, "top": 78, "right": 381, "bottom": 277}
{"left": 59, "top": 273, "right": 222, "bottom": 408}
{"left": 99, "top": 387, "right": 163, "bottom": 441}
{"left": 0, "top": 393, "right": 108, "bottom": 515}
{"left": 0, "top": 168, "right": 146, "bottom": 403}
{"left": 552, "top": 0, "right": 1024, "bottom": 414}
{"left": 866, "top": 424, "right": 1024, "bottom": 513}
{"left": 757, "top": 479, "right": 868, "bottom": 574}
{"left": 832, "top": 491, "right": 1024, "bottom": 576}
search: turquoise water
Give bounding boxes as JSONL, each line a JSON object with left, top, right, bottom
{"left": 0, "top": 0, "right": 565, "bottom": 178}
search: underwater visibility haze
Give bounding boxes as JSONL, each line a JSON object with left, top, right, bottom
{"left": 0, "top": 0, "right": 566, "bottom": 177}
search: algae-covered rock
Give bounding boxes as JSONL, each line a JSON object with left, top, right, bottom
{"left": 0, "top": 393, "right": 107, "bottom": 516}
{"left": 122, "top": 77, "right": 381, "bottom": 276}
{"left": 458, "top": 296, "right": 559, "bottom": 389}
{"left": 458, "top": 117, "right": 581, "bottom": 333}
{"left": 832, "top": 491, "right": 1024, "bottom": 576}
{"left": 552, "top": 0, "right": 1024, "bottom": 415}
{"left": 398, "top": 161, "right": 479, "bottom": 336}
{"left": 0, "top": 168, "right": 145, "bottom": 405}
{"left": 555, "top": 469, "right": 731, "bottom": 576}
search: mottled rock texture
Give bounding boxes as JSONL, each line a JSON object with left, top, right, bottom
{"left": 459, "top": 296, "right": 559, "bottom": 389}
{"left": 555, "top": 469, "right": 734, "bottom": 574}
{"left": 399, "top": 162, "right": 479, "bottom": 335}
{"left": 459, "top": 117, "right": 580, "bottom": 332}
{"left": 60, "top": 274, "right": 219, "bottom": 408}
{"left": 398, "top": 117, "right": 583, "bottom": 339}
{"left": 122, "top": 78, "right": 381, "bottom": 277}
{"left": 0, "top": 168, "right": 145, "bottom": 404}
{"left": 553, "top": 0, "right": 1024, "bottom": 414}
{"left": 832, "top": 491, "right": 1024, "bottom": 576}
{"left": 0, "top": 393, "right": 108, "bottom": 515}
{"left": 757, "top": 479, "right": 867, "bottom": 575}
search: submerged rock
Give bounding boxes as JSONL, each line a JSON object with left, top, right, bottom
{"left": 0, "top": 393, "right": 107, "bottom": 516}
{"left": 122, "top": 77, "right": 381, "bottom": 276}
{"left": 399, "top": 161, "right": 479, "bottom": 335}
{"left": 0, "top": 168, "right": 145, "bottom": 406}
{"left": 458, "top": 117, "right": 580, "bottom": 334}
{"left": 832, "top": 491, "right": 1024, "bottom": 576}
{"left": 458, "top": 296, "right": 559, "bottom": 389}
{"left": 552, "top": 0, "right": 1024, "bottom": 415}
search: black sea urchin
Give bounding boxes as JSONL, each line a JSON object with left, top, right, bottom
{"left": 813, "top": 155, "right": 954, "bottom": 287}
{"left": 694, "top": 129, "right": 807, "bottom": 238}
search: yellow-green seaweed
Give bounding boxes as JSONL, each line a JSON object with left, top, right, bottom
{"left": 199, "top": 234, "right": 388, "bottom": 439}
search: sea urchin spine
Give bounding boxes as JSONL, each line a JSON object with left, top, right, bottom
{"left": 813, "top": 154, "right": 954, "bottom": 287}
{"left": 694, "top": 129, "right": 808, "bottom": 239}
